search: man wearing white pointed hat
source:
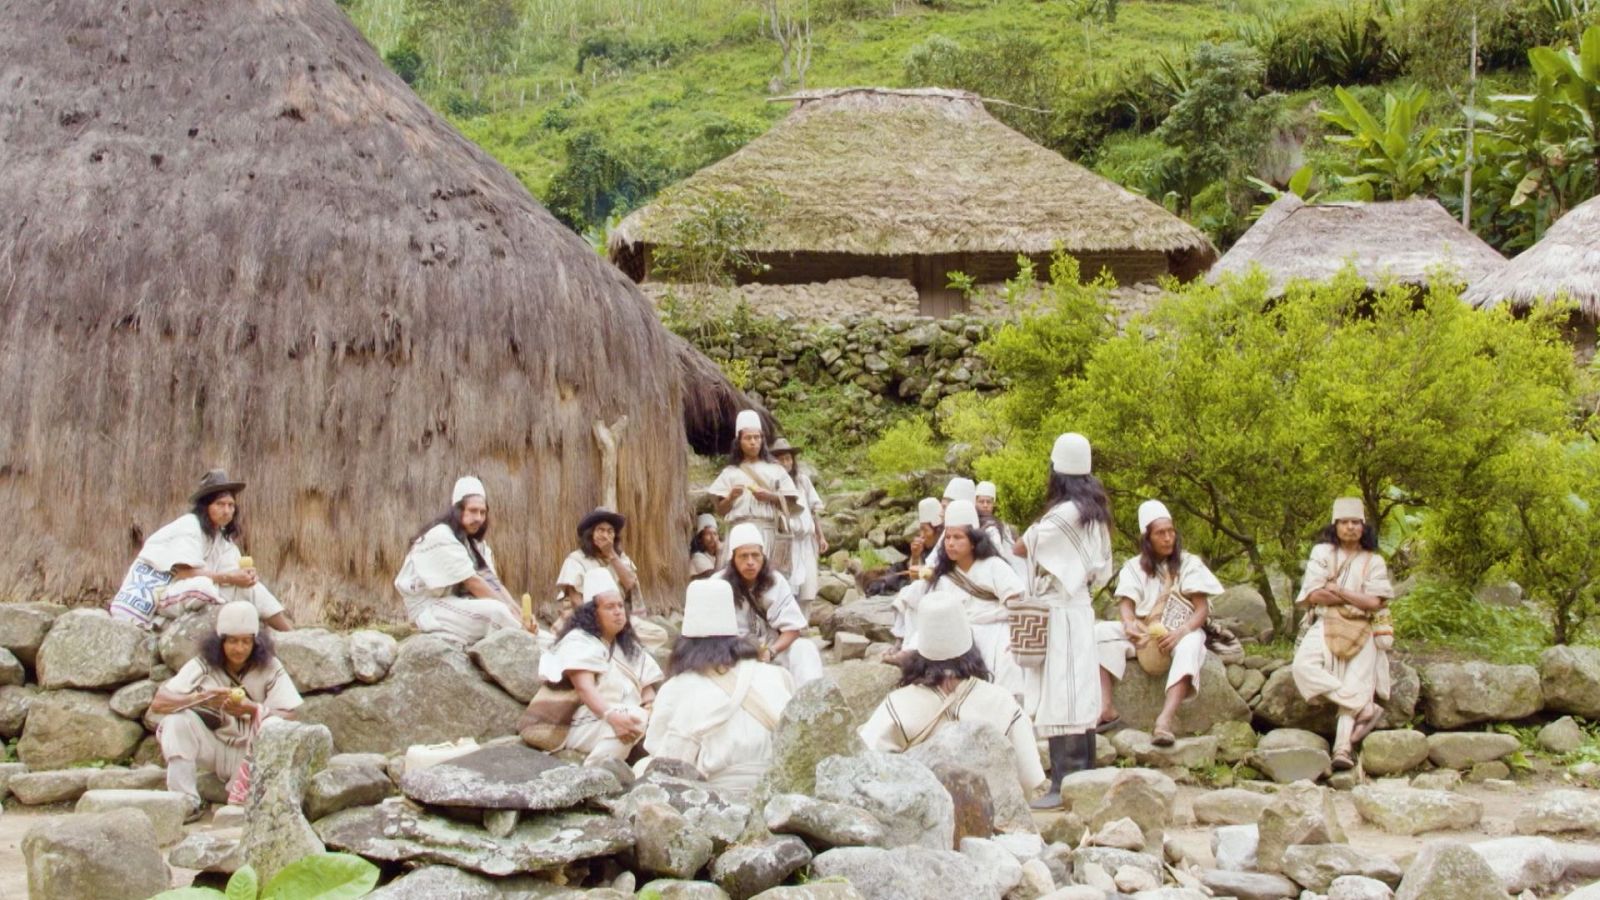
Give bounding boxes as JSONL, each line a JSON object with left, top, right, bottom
{"left": 860, "top": 591, "right": 1046, "bottom": 797}
{"left": 689, "top": 513, "right": 722, "bottom": 579}
{"left": 1094, "top": 499, "right": 1224, "bottom": 746}
{"left": 708, "top": 409, "right": 800, "bottom": 578}
{"left": 914, "top": 499, "right": 1026, "bottom": 696}
{"left": 890, "top": 497, "right": 947, "bottom": 645}
{"left": 713, "top": 522, "right": 824, "bottom": 686}
{"left": 642, "top": 579, "right": 795, "bottom": 797}
{"left": 394, "top": 475, "right": 525, "bottom": 644}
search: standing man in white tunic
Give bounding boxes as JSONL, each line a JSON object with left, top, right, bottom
{"left": 394, "top": 476, "right": 525, "bottom": 644}
{"left": 714, "top": 523, "right": 824, "bottom": 687}
{"left": 1095, "top": 500, "right": 1223, "bottom": 745}
{"left": 708, "top": 409, "right": 800, "bottom": 577}
{"left": 771, "top": 437, "right": 828, "bottom": 608}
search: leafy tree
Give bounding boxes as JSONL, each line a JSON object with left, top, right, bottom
{"left": 543, "top": 129, "right": 671, "bottom": 234}
{"left": 649, "top": 186, "right": 782, "bottom": 286}
{"left": 1318, "top": 86, "right": 1446, "bottom": 200}
{"left": 1155, "top": 42, "right": 1278, "bottom": 212}
{"left": 902, "top": 33, "right": 1061, "bottom": 145}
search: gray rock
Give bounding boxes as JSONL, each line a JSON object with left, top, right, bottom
{"left": 75, "top": 789, "right": 190, "bottom": 845}
{"left": 1088, "top": 772, "right": 1169, "bottom": 854}
{"left": 0, "top": 683, "right": 37, "bottom": 737}
{"left": 1394, "top": 840, "right": 1512, "bottom": 900}
{"left": 1467, "top": 836, "right": 1564, "bottom": 893}
{"left": 318, "top": 796, "right": 632, "bottom": 876}
{"left": 1109, "top": 655, "right": 1250, "bottom": 735}
{"left": 645, "top": 880, "right": 736, "bottom": 900}
{"left": 754, "top": 678, "right": 865, "bottom": 802}
{"left": 1352, "top": 785, "right": 1482, "bottom": 835}
{"left": 468, "top": 628, "right": 542, "bottom": 703}
{"left": 1086, "top": 817, "right": 1145, "bottom": 851}
{"left": 1536, "top": 716, "right": 1585, "bottom": 754}
{"left": 1538, "top": 645, "right": 1600, "bottom": 719}
{"left": 213, "top": 805, "right": 247, "bottom": 828}
{"left": 298, "top": 635, "right": 524, "bottom": 753}
{"left": 1359, "top": 730, "right": 1430, "bottom": 776}
{"left": 1211, "top": 720, "right": 1260, "bottom": 763}
{"left": 1410, "top": 770, "right": 1462, "bottom": 792}
{"left": 306, "top": 763, "right": 395, "bottom": 821}
{"left": 158, "top": 609, "right": 216, "bottom": 672}
{"left": 1257, "top": 781, "right": 1345, "bottom": 873}
{"left": 1466, "top": 760, "right": 1511, "bottom": 782}
{"left": 17, "top": 689, "right": 145, "bottom": 769}
{"left": 710, "top": 835, "right": 814, "bottom": 900}
{"left": 1254, "top": 747, "right": 1331, "bottom": 784}
{"left": 1193, "top": 788, "right": 1274, "bottom": 826}
{"left": 1425, "top": 732, "right": 1519, "bottom": 770}
{"left": 1513, "top": 789, "right": 1600, "bottom": 835}
{"left": 0, "top": 759, "right": 24, "bottom": 799}
{"left": 22, "top": 807, "right": 170, "bottom": 900}
{"left": 88, "top": 765, "right": 166, "bottom": 790}
{"left": 1071, "top": 846, "right": 1163, "bottom": 884}
{"left": 1328, "top": 875, "right": 1395, "bottom": 900}
{"left": 0, "top": 646, "right": 23, "bottom": 685}
{"left": 637, "top": 801, "right": 716, "bottom": 879}
{"left": 274, "top": 628, "right": 356, "bottom": 692}
{"left": 829, "top": 598, "right": 898, "bottom": 643}
{"left": 1258, "top": 728, "right": 1330, "bottom": 754}
{"left": 834, "top": 632, "right": 870, "bottom": 661}
{"left": 815, "top": 752, "right": 953, "bottom": 850}
{"left": 1012, "top": 858, "right": 1056, "bottom": 900}
{"left": 765, "top": 792, "right": 887, "bottom": 848}
{"left": 1420, "top": 662, "right": 1542, "bottom": 729}
{"left": 167, "top": 831, "right": 244, "bottom": 874}
{"left": 1212, "top": 585, "right": 1275, "bottom": 637}
{"left": 108, "top": 679, "right": 158, "bottom": 720}
{"left": 483, "top": 808, "right": 519, "bottom": 838}
{"left": 347, "top": 629, "right": 398, "bottom": 683}
{"left": 1281, "top": 843, "right": 1404, "bottom": 890}
{"left": 822, "top": 662, "right": 901, "bottom": 725}
{"left": 960, "top": 836, "right": 1023, "bottom": 896}
{"left": 400, "top": 741, "right": 619, "bottom": 810}
{"left": 905, "top": 720, "right": 1035, "bottom": 834}
{"left": 365, "top": 864, "right": 583, "bottom": 898}
{"left": 1201, "top": 870, "right": 1300, "bottom": 900}
{"left": 1059, "top": 768, "right": 1177, "bottom": 816}
{"left": 327, "top": 752, "right": 389, "bottom": 770}
{"left": 596, "top": 772, "right": 752, "bottom": 849}
{"left": 35, "top": 609, "right": 156, "bottom": 690}
{"left": 1132, "top": 734, "right": 1221, "bottom": 770}
{"left": 10, "top": 768, "right": 94, "bottom": 805}
{"left": 243, "top": 718, "right": 334, "bottom": 882}
{"left": 1256, "top": 660, "right": 1419, "bottom": 734}
{"left": 0, "top": 601, "right": 66, "bottom": 666}
{"left": 1212, "top": 823, "right": 1259, "bottom": 871}
{"left": 811, "top": 846, "right": 999, "bottom": 900}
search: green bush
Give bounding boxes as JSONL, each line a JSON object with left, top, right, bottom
{"left": 1249, "top": 3, "right": 1403, "bottom": 91}
{"left": 866, "top": 416, "right": 949, "bottom": 497}
{"left": 383, "top": 44, "right": 425, "bottom": 86}
{"left": 901, "top": 33, "right": 1061, "bottom": 146}
{"left": 1389, "top": 579, "right": 1549, "bottom": 663}
{"left": 575, "top": 31, "right": 688, "bottom": 74}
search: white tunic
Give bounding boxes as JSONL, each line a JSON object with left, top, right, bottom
{"left": 789, "top": 472, "right": 826, "bottom": 601}
{"left": 708, "top": 461, "right": 799, "bottom": 525}
{"left": 555, "top": 550, "right": 638, "bottom": 602}
{"left": 110, "top": 513, "right": 285, "bottom": 629}
{"left": 1291, "top": 545, "right": 1395, "bottom": 714}
{"left": 919, "top": 556, "right": 1026, "bottom": 696}
{"left": 644, "top": 660, "right": 794, "bottom": 797}
{"left": 859, "top": 679, "right": 1047, "bottom": 795}
{"left": 394, "top": 523, "right": 520, "bottom": 643}
{"left": 1020, "top": 502, "right": 1113, "bottom": 736}
{"left": 712, "top": 570, "right": 824, "bottom": 687}
{"left": 540, "top": 629, "right": 665, "bottom": 764}
{"left": 1098, "top": 553, "right": 1224, "bottom": 695}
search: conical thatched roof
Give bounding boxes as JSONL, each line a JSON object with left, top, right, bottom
{"left": 0, "top": 0, "right": 753, "bottom": 619}
{"left": 1464, "top": 193, "right": 1600, "bottom": 319}
{"left": 1211, "top": 194, "right": 1506, "bottom": 294}
{"left": 609, "top": 88, "right": 1217, "bottom": 271}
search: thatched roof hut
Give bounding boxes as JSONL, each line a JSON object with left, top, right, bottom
{"left": 1211, "top": 194, "right": 1506, "bottom": 294}
{"left": 609, "top": 88, "right": 1218, "bottom": 317}
{"left": 0, "top": 0, "right": 755, "bottom": 620}
{"left": 1465, "top": 192, "right": 1600, "bottom": 318}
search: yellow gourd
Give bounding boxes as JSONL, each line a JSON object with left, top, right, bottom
{"left": 229, "top": 687, "right": 246, "bottom": 704}
{"left": 1146, "top": 623, "right": 1169, "bottom": 639}
{"left": 237, "top": 556, "right": 254, "bottom": 570}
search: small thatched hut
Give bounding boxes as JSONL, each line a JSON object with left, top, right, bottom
{"left": 609, "top": 88, "right": 1218, "bottom": 317}
{"left": 1211, "top": 194, "right": 1506, "bottom": 294}
{"left": 0, "top": 0, "right": 755, "bottom": 621}
{"left": 1464, "top": 193, "right": 1600, "bottom": 357}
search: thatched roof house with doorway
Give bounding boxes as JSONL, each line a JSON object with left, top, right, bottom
{"left": 0, "top": 0, "right": 756, "bottom": 620}
{"left": 1465, "top": 193, "right": 1600, "bottom": 357}
{"left": 1211, "top": 194, "right": 1506, "bottom": 294}
{"left": 609, "top": 88, "right": 1218, "bottom": 317}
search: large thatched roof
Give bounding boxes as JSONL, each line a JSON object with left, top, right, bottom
{"left": 1464, "top": 193, "right": 1600, "bottom": 319}
{"left": 609, "top": 88, "right": 1217, "bottom": 270}
{"left": 1211, "top": 194, "right": 1506, "bottom": 293}
{"left": 0, "top": 0, "right": 754, "bottom": 619}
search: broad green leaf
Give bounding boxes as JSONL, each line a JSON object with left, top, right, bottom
{"left": 148, "top": 890, "right": 227, "bottom": 900}
{"left": 260, "top": 853, "right": 379, "bottom": 900}
{"left": 1288, "top": 165, "right": 1314, "bottom": 196}
{"left": 226, "top": 865, "right": 260, "bottom": 900}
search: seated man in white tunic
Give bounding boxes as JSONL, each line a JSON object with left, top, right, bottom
{"left": 149, "top": 601, "right": 302, "bottom": 816}
{"left": 394, "top": 476, "right": 526, "bottom": 644}
{"left": 861, "top": 591, "right": 1046, "bottom": 798}
{"left": 553, "top": 507, "right": 670, "bottom": 654}
{"left": 642, "top": 579, "right": 794, "bottom": 797}
{"left": 689, "top": 513, "right": 722, "bottom": 579}
{"left": 713, "top": 523, "right": 825, "bottom": 687}
{"left": 1095, "top": 500, "right": 1222, "bottom": 746}
{"left": 912, "top": 499, "right": 1026, "bottom": 697}
{"left": 538, "top": 568, "right": 664, "bottom": 765}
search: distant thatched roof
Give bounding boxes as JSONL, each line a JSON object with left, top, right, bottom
{"left": 610, "top": 87, "right": 1216, "bottom": 268}
{"left": 1211, "top": 194, "right": 1506, "bottom": 293}
{"left": 0, "top": 0, "right": 756, "bottom": 618}
{"left": 1464, "top": 193, "right": 1600, "bottom": 319}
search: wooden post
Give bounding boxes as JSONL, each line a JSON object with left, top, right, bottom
{"left": 592, "top": 416, "right": 632, "bottom": 511}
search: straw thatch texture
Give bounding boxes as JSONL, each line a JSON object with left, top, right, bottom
{"left": 1464, "top": 193, "right": 1600, "bottom": 319}
{"left": 0, "top": 0, "right": 746, "bottom": 620}
{"left": 609, "top": 88, "right": 1217, "bottom": 282}
{"left": 1211, "top": 194, "right": 1507, "bottom": 294}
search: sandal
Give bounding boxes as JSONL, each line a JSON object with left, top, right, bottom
{"left": 1331, "top": 749, "right": 1354, "bottom": 771}
{"left": 1096, "top": 716, "right": 1123, "bottom": 734}
{"left": 1152, "top": 728, "right": 1176, "bottom": 747}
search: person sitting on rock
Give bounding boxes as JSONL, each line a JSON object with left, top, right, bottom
{"left": 110, "top": 469, "right": 293, "bottom": 632}
{"left": 642, "top": 578, "right": 794, "bottom": 797}
{"left": 538, "top": 568, "right": 664, "bottom": 765}
{"left": 150, "top": 600, "right": 302, "bottom": 817}
{"left": 713, "top": 523, "right": 825, "bottom": 687}
{"left": 689, "top": 513, "right": 721, "bottom": 580}
{"left": 1291, "top": 497, "right": 1395, "bottom": 770}
{"left": 860, "top": 591, "right": 1046, "bottom": 797}
{"left": 1094, "top": 500, "right": 1223, "bottom": 746}
{"left": 976, "top": 480, "right": 1028, "bottom": 583}
{"left": 554, "top": 507, "right": 669, "bottom": 653}
{"left": 394, "top": 475, "right": 526, "bottom": 644}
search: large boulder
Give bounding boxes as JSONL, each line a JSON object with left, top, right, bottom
{"left": 75, "top": 789, "right": 190, "bottom": 846}
{"left": 1467, "top": 836, "right": 1566, "bottom": 894}
{"left": 1360, "top": 730, "right": 1430, "bottom": 776}
{"left": 243, "top": 718, "right": 334, "bottom": 883}
{"left": 595, "top": 772, "right": 752, "bottom": 849}
{"left": 0, "top": 601, "right": 66, "bottom": 666}
{"left": 814, "top": 752, "right": 953, "bottom": 850}
{"left": 306, "top": 764, "right": 396, "bottom": 821}
{"left": 1513, "top": 789, "right": 1600, "bottom": 836}
{"left": 158, "top": 609, "right": 216, "bottom": 671}
{"left": 298, "top": 635, "right": 524, "bottom": 753}
{"left": 468, "top": 629, "right": 543, "bottom": 703}
{"left": 810, "top": 846, "right": 998, "bottom": 900}
{"left": 399, "top": 742, "right": 620, "bottom": 810}
{"left": 958, "top": 836, "right": 1023, "bottom": 897}
{"left": 1395, "top": 841, "right": 1512, "bottom": 900}
{"left": 752, "top": 678, "right": 864, "bottom": 802}
{"left": 1211, "top": 585, "right": 1275, "bottom": 637}
{"left": 1420, "top": 662, "right": 1542, "bottom": 729}
{"left": 1058, "top": 768, "right": 1176, "bottom": 817}
{"left": 1539, "top": 646, "right": 1600, "bottom": 718}
{"left": 709, "top": 836, "right": 813, "bottom": 900}
{"left": 822, "top": 661, "right": 900, "bottom": 725}
{"left": 1352, "top": 785, "right": 1482, "bottom": 836}
{"left": 10, "top": 769, "right": 94, "bottom": 805}
{"left": 35, "top": 609, "right": 156, "bottom": 690}
{"left": 905, "top": 721, "right": 1034, "bottom": 834}
{"left": 827, "top": 598, "right": 897, "bottom": 644}
{"left": 1255, "top": 658, "right": 1418, "bottom": 734}
{"left": 1281, "top": 844, "right": 1404, "bottom": 890}
{"left": 17, "top": 689, "right": 145, "bottom": 769}
{"left": 0, "top": 683, "right": 37, "bottom": 737}
{"left": 347, "top": 629, "right": 398, "bottom": 683}
{"left": 1193, "top": 788, "right": 1273, "bottom": 826}
{"left": 637, "top": 801, "right": 716, "bottom": 880}
{"left": 22, "top": 808, "right": 170, "bottom": 900}
{"left": 1109, "top": 655, "right": 1249, "bottom": 735}
{"left": 1088, "top": 772, "right": 1169, "bottom": 854}
{"left": 764, "top": 793, "right": 887, "bottom": 848}
{"left": 1257, "top": 781, "right": 1345, "bottom": 873}
{"left": 109, "top": 679, "right": 158, "bottom": 720}
{"left": 1426, "top": 732, "right": 1519, "bottom": 770}
{"left": 273, "top": 628, "right": 356, "bottom": 693}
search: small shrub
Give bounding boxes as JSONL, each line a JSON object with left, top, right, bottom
{"left": 866, "top": 416, "right": 947, "bottom": 489}
{"left": 383, "top": 44, "right": 424, "bottom": 86}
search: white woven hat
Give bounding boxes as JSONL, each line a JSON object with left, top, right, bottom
{"left": 1051, "top": 433, "right": 1091, "bottom": 475}
{"left": 216, "top": 600, "right": 259, "bottom": 637}
{"left": 728, "top": 522, "right": 766, "bottom": 554}
{"left": 1332, "top": 497, "right": 1365, "bottom": 523}
{"left": 1138, "top": 500, "right": 1173, "bottom": 534}
{"left": 735, "top": 409, "right": 763, "bottom": 436}
{"left": 451, "top": 475, "right": 486, "bottom": 505}
{"left": 916, "top": 592, "right": 974, "bottom": 662}
{"left": 696, "top": 513, "right": 718, "bottom": 532}
{"left": 682, "top": 579, "right": 739, "bottom": 637}
{"left": 944, "top": 499, "right": 979, "bottom": 530}
{"left": 975, "top": 481, "right": 997, "bottom": 499}
{"left": 582, "top": 567, "right": 621, "bottom": 603}
{"left": 943, "top": 477, "right": 976, "bottom": 503}
{"left": 917, "top": 497, "right": 943, "bottom": 525}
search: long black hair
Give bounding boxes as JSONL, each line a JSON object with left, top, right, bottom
{"left": 557, "top": 599, "right": 643, "bottom": 661}
{"left": 726, "top": 433, "right": 777, "bottom": 467}
{"left": 1042, "top": 470, "right": 1111, "bottom": 527}
{"left": 722, "top": 558, "right": 775, "bottom": 616}
{"left": 1314, "top": 521, "right": 1379, "bottom": 551}
{"left": 198, "top": 627, "right": 276, "bottom": 677}
{"left": 192, "top": 491, "right": 242, "bottom": 542}
{"left": 579, "top": 521, "right": 624, "bottom": 558}
{"left": 930, "top": 525, "right": 1000, "bottom": 583}
{"left": 690, "top": 527, "right": 717, "bottom": 556}
{"left": 414, "top": 500, "right": 490, "bottom": 569}
{"left": 668, "top": 635, "right": 759, "bottom": 677}
{"left": 1139, "top": 528, "right": 1186, "bottom": 580}
{"left": 897, "top": 644, "right": 991, "bottom": 687}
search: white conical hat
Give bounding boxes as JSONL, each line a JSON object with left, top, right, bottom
{"left": 917, "top": 497, "right": 943, "bottom": 525}
{"left": 916, "top": 592, "right": 974, "bottom": 662}
{"left": 581, "top": 567, "right": 620, "bottom": 603}
{"left": 975, "top": 481, "right": 997, "bottom": 499}
{"left": 943, "top": 477, "right": 976, "bottom": 503}
{"left": 451, "top": 475, "right": 486, "bottom": 504}
{"left": 1138, "top": 500, "right": 1172, "bottom": 534}
{"left": 1051, "top": 433, "right": 1091, "bottom": 475}
{"left": 695, "top": 513, "right": 718, "bottom": 532}
{"left": 1332, "top": 497, "right": 1365, "bottom": 523}
{"left": 216, "top": 600, "right": 259, "bottom": 637}
{"left": 735, "top": 409, "right": 763, "bottom": 436}
{"left": 682, "top": 579, "right": 738, "bottom": 638}
{"left": 728, "top": 522, "right": 765, "bottom": 553}
{"left": 944, "top": 499, "right": 979, "bottom": 530}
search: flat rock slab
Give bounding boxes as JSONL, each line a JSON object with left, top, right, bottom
{"left": 1281, "top": 843, "right": 1404, "bottom": 891}
{"left": 316, "top": 797, "right": 633, "bottom": 876}
{"left": 76, "top": 789, "right": 190, "bottom": 846}
{"left": 1200, "top": 869, "right": 1299, "bottom": 900}
{"left": 10, "top": 769, "right": 93, "bottom": 805}
{"left": 167, "top": 831, "right": 245, "bottom": 873}
{"left": 400, "top": 742, "right": 621, "bottom": 811}
{"left": 365, "top": 864, "right": 585, "bottom": 898}
{"left": 595, "top": 772, "right": 752, "bottom": 847}
{"left": 1353, "top": 785, "right": 1483, "bottom": 836}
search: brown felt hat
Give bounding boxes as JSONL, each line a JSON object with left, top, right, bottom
{"left": 769, "top": 438, "right": 800, "bottom": 454}
{"left": 578, "top": 507, "right": 626, "bottom": 536}
{"left": 191, "top": 469, "right": 246, "bottom": 503}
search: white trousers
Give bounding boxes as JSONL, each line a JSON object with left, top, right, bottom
{"left": 413, "top": 596, "right": 522, "bottom": 644}
{"left": 159, "top": 710, "right": 250, "bottom": 786}
{"left": 1096, "top": 622, "right": 1207, "bottom": 697}
{"left": 777, "top": 639, "right": 824, "bottom": 688}
{"left": 564, "top": 705, "right": 648, "bottom": 766}
{"left": 1291, "top": 619, "right": 1388, "bottom": 715}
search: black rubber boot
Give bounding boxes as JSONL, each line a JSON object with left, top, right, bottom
{"left": 1029, "top": 736, "right": 1071, "bottom": 809}
{"left": 1072, "top": 732, "right": 1099, "bottom": 770}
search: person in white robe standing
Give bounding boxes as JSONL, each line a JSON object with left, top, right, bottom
{"left": 1291, "top": 497, "right": 1395, "bottom": 770}
{"left": 772, "top": 438, "right": 828, "bottom": 607}
{"left": 860, "top": 591, "right": 1046, "bottom": 798}
{"left": 1095, "top": 500, "right": 1223, "bottom": 745}
{"left": 708, "top": 409, "right": 800, "bottom": 577}
{"left": 1018, "top": 433, "right": 1114, "bottom": 809}
{"left": 110, "top": 469, "right": 293, "bottom": 632}
{"left": 713, "top": 523, "right": 825, "bottom": 687}
{"left": 394, "top": 476, "right": 525, "bottom": 644}
{"left": 689, "top": 514, "right": 721, "bottom": 579}
{"left": 907, "top": 500, "right": 1026, "bottom": 696}
{"left": 642, "top": 579, "right": 794, "bottom": 797}
{"left": 976, "top": 480, "right": 1028, "bottom": 584}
